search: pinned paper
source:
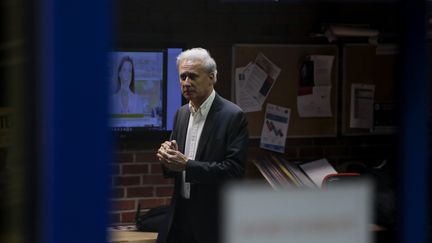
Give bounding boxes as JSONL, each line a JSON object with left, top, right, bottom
{"left": 297, "top": 55, "right": 334, "bottom": 118}
{"left": 234, "top": 53, "right": 281, "bottom": 113}
{"left": 297, "top": 86, "right": 332, "bottom": 118}
{"left": 310, "top": 55, "right": 334, "bottom": 86}
{"left": 260, "top": 103, "right": 290, "bottom": 153}
{"left": 350, "top": 84, "right": 375, "bottom": 129}
{"left": 235, "top": 64, "right": 262, "bottom": 112}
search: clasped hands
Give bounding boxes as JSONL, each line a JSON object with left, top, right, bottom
{"left": 157, "top": 140, "right": 188, "bottom": 172}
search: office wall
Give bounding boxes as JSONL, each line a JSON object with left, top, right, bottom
{"left": 110, "top": 135, "right": 396, "bottom": 224}
{"left": 110, "top": 149, "right": 173, "bottom": 223}
{"left": 109, "top": 0, "right": 401, "bottom": 224}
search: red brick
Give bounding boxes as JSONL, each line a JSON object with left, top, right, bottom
{"left": 137, "top": 198, "right": 166, "bottom": 209}
{"left": 121, "top": 211, "right": 136, "bottom": 223}
{"left": 111, "top": 187, "right": 125, "bottom": 198}
{"left": 127, "top": 186, "right": 154, "bottom": 197}
{"left": 155, "top": 186, "right": 174, "bottom": 197}
{"left": 111, "top": 199, "right": 136, "bottom": 211}
{"left": 114, "top": 152, "right": 134, "bottom": 163}
{"left": 123, "top": 164, "right": 149, "bottom": 175}
{"left": 114, "top": 176, "right": 140, "bottom": 186}
{"left": 142, "top": 174, "right": 174, "bottom": 185}
{"left": 150, "top": 164, "right": 163, "bottom": 174}
{"left": 135, "top": 151, "right": 158, "bottom": 163}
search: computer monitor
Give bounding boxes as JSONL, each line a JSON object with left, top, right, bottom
{"left": 108, "top": 48, "right": 182, "bottom": 138}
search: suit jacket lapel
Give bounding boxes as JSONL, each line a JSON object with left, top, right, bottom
{"left": 195, "top": 94, "right": 221, "bottom": 160}
{"left": 177, "top": 106, "right": 190, "bottom": 154}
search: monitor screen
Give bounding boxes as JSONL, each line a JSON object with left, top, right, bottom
{"left": 108, "top": 48, "right": 182, "bottom": 136}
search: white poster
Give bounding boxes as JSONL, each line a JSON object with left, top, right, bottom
{"left": 311, "top": 55, "right": 334, "bottom": 86}
{"left": 297, "top": 86, "right": 332, "bottom": 118}
{"left": 350, "top": 84, "right": 375, "bottom": 129}
{"left": 241, "top": 63, "right": 268, "bottom": 109}
{"left": 260, "top": 103, "right": 290, "bottom": 153}
{"left": 235, "top": 64, "right": 262, "bottom": 112}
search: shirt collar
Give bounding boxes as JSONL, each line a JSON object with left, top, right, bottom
{"left": 188, "top": 89, "right": 216, "bottom": 118}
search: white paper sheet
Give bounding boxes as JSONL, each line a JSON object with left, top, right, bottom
{"left": 242, "top": 63, "right": 268, "bottom": 107}
{"left": 296, "top": 54, "right": 333, "bottom": 118}
{"left": 255, "top": 52, "right": 282, "bottom": 81}
{"left": 250, "top": 53, "right": 282, "bottom": 105}
{"left": 235, "top": 64, "right": 262, "bottom": 112}
{"left": 298, "top": 158, "right": 337, "bottom": 188}
{"left": 350, "top": 84, "right": 375, "bottom": 129}
{"left": 297, "top": 86, "right": 332, "bottom": 117}
{"left": 260, "top": 103, "right": 290, "bottom": 153}
{"left": 310, "top": 55, "right": 334, "bottom": 86}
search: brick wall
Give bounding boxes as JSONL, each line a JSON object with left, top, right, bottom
{"left": 110, "top": 149, "right": 174, "bottom": 224}
{"left": 110, "top": 135, "right": 396, "bottom": 225}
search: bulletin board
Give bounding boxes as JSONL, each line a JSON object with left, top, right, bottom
{"left": 342, "top": 44, "right": 399, "bottom": 135}
{"left": 232, "top": 44, "right": 338, "bottom": 138}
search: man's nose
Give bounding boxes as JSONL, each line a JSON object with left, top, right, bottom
{"left": 183, "top": 77, "right": 191, "bottom": 86}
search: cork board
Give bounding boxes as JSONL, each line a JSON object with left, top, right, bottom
{"left": 232, "top": 44, "right": 338, "bottom": 138}
{"left": 342, "top": 44, "right": 399, "bottom": 135}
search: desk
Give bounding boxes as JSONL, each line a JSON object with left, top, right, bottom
{"left": 108, "top": 230, "right": 158, "bottom": 243}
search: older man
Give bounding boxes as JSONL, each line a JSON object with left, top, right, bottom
{"left": 156, "top": 48, "right": 249, "bottom": 243}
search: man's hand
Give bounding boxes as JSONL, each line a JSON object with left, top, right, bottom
{"left": 157, "top": 140, "right": 188, "bottom": 172}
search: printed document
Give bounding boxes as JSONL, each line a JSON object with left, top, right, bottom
{"left": 235, "top": 64, "right": 262, "bottom": 112}
{"left": 297, "top": 55, "right": 334, "bottom": 118}
{"left": 234, "top": 53, "right": 281, "bottom": 112}
{"left": 260, "top": 103, "right": 290, "bottom": 153}
{"left": 350, "top": 83, "right": 375, "bottom": 129}
{"left": 311, "top": 55, "right": 334, "bottom": 86}
{"left": 297, "top": 86, "right": 332, "bottom": 117}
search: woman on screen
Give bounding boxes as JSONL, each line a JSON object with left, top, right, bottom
{"left": 111, "top": 56, "right": 142, "bottom": 114}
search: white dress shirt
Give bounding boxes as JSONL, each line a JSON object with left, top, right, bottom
{"left": 181, "top": 89, "right": 216, "bottom": 199}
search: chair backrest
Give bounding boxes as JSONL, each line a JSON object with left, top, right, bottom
{"left": 322, "top": 173, "right": 361, "bottom": 187}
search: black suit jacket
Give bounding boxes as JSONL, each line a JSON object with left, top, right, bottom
{"left": 157, "top": 93, "right": 249, "bottom": 243}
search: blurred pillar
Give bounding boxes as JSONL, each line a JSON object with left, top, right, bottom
{"left": 38, "top": 0, "right": 112, "bottom": 242}
{"left": 399, "top": 0, "right": 429, "bottom": 242}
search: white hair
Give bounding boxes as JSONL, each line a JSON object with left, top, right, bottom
{"left": 176, "top": 47, "right": 218, "bottom": 83}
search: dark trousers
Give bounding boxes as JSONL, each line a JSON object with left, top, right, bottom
{"left": 167, "top": 197, "right": 198, "bottom": 243}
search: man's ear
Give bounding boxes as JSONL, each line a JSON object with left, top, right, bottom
{"left": 209, "top": 72, "right": 216, "bottom": 83}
